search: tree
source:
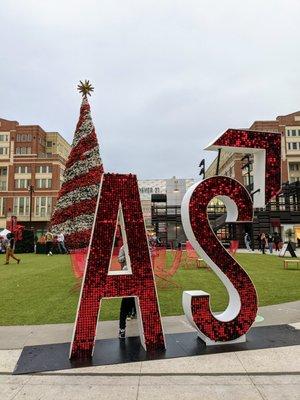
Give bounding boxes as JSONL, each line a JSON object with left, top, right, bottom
{"left": 51, "top": 81, "right": 104, "bottom": 249}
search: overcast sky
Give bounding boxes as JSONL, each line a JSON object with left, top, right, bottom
{"left": 0, "top": 0, "right": 299, "bottom": 180}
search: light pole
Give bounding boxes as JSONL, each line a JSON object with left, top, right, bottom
{"left": 28, "top": 184, "right": 34, "bottom": 228}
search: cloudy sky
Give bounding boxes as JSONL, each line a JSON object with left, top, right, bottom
{"left": 0, "top": 0, "right": 299, "bottom": 180}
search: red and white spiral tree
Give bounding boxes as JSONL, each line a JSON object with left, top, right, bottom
{"left": 51, "top": 81, "right": 104, "bottom": 251}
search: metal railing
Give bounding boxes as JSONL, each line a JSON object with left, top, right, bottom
{"left": 152, "top": 200, "right": 300, "bottom": 217}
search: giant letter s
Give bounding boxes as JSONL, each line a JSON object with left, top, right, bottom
{"left": 181, "top": 176, "right": 257, "bottom": 344}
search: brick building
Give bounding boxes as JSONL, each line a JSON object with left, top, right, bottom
{"left": 206, "top": 111, "right": 300, "bottom": 185}
{"left": 0, "top": 117, "right": 71, "bottom": 235}
{"left": 205, "top": 111, "right": 300, "bottom": 247}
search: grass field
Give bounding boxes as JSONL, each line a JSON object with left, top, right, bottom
{"left": 0, "top": 252, "right": 299, "bottom": 326}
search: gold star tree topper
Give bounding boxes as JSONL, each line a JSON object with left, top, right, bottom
{"left": 77, "top": 80, "right": 94, "bottom": 97}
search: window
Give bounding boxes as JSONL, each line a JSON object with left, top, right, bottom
{"left": 0, "top": 147, "right": 8, "bottom": 155}
{"left": 13, "top": 197, "right": 30, "bottom": 216}
{"left": 35, "top": 197, "right": 52, "bottom": 217}
{"left": 292, "top": 143, "right": 297, "bottom": 150}
{"left": 46, "top": 141, "right": 52, "bottom": 147}
{"left": 16, "top": 134, "right": 32, "bottom": 142}
{"left": 0, "top": 167, "right": 7, "bottom": 176}
{"left": 38, "top": 137, "right": 46, "bottom": 146}
{"left": 290, "top": 163, "right": 300, "bottom": 171}
{"left": 36, "top": 178, "right": 52, "bottom": 189}
{"left": 292, "top": 130, "right": 297, "bottom": 136}
{"left": 36, "top": 165, "right": 52, "bottom": 173}
{"left": 15, "top": 179, "right": 31, "bottom": 189}
{"left": 15, "top": 166, "right": 31, "bottom": 173}
{"left": 0, "top": 135, "right": 8, "bottom": 141}
{"left": 15, "top": 147, "right": 31, "bottom": 155}
{"left": 0, "top": 181, "right": 6, "bottom": 190}
{"left": 0, "top": 197, "right": 6, "bottom": 215}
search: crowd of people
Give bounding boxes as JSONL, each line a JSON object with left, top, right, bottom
{"left": 0, "top": 228, "right": 68, "bottom": 264}
{"left": 37, "top": 231, "right": 68, "bottom": 255}
{"left": 244, "top": 232, "right": 282, "bottom": 254}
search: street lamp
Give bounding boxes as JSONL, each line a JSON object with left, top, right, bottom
{"left": 28, "top": 184, "right": 34, "bottom": 227}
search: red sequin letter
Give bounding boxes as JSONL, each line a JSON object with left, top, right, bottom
{"left": 70, "top": 173, "right": 165, "bottom": 359}
{"left": 181, "top": 177, "right": 257, "bottom": 344}
{"left": 206, "top": 129, "right": 281, "bottom": 207}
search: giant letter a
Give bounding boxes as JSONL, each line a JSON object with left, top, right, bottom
{"left": 70, "top": 173, "right": 165, "bottom": 359}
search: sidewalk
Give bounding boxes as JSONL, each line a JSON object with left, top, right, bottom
{"left": 0, "top": 301, "right": 300, "bottom": 399}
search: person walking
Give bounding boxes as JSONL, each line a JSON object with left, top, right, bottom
{"left": 244, "top": 232, "right": 252, "bottom": 252}
{"left": 45, "top": 230, "right": 54, "bottom": 256}
{"left": 57, "top": 232, "right": 68, "bottom": 254}
{"left": 261, "top": 233, "right": 267, "bottom": 254}
{"left": 4, "top": 233, "right": 20, "bottom": 265}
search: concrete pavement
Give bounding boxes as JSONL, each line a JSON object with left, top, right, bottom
{"left": 0, "top": 301, "right": 300, "bottom": 399}
{"left": 1, "top": 301, "right": 300, "bottom": 350}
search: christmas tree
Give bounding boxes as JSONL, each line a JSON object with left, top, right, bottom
{"left": 51, "top": 80, "right": 104, "bottom": 250}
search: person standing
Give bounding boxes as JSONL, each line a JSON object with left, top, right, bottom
{"left": 4, "top": 233, "right": 20, "bottom": 265}
{"left": 257, "top": 233, "right": 262, "bottom": 251}
{"left": 274, "top": 232, "right": 280, "bottom": 252}
{"left": 118, "top": 245, "right": 136, "bottom": 338}
{"left": 244, "top": 232, "right": 251, "bottom": 252}
{"left": 45, "top": 230, "right": 53, "bottom": 256}
{"left": 57, "top": 232, "right": 67, "bottom": 254}
{"left": 268, "top": 233, "right": 274, "bottom": 254}
{"left": 261, "top": 233, "right": 267, "bottom": 254}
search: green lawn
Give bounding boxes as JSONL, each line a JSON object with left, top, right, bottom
{"left": 0, "top": 252, "right": 299, "bottom": 326}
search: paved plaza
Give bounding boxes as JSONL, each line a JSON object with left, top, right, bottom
{"left": 0, "top": 301, "right": 299, "bottom": 399}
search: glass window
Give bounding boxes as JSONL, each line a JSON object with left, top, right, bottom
{"left": 0, "top": 167, "right": 7, "bottom": 176}
{"left": 37, "top": 165, "right": 52, "bottom": 173}
{"left": 0, "top": 147, "right": 8, "bottom": 155}
{"left": 47, "top": 141, "right": 52, "bottom": 147}
{"left": 0, "top": 181, "right": 6, "bottom": 190}
{"left": 15, "top": 179, "right": 30, "bottom": 189}
{"left": 0, "top": 197, "right": 6, "bottom": 215}
{"left": 0, "top": 135, "right": 8, "bottom": 141}
{"left": 15, "top": 166, "right": 31, "bottom": 173}
{"left": 292, "top": 130, "right": 297, "bottom": 136}
{"left": 35, "top": 197, "right": 52, "bottom": 216}
{"left": 13, "top": 197, "right": 30, "bottom": 216}
{"left": 16, "top": 134, "right": 32, "bottom": 142}
{"left": 36, "top": 178, "right": 52, "bottom": 189}
{"left": 292, "top": 142, "right": 297, "bottom": 150}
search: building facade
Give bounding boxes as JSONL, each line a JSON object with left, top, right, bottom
{"left": 0, "top": 118, "right": 71, "bottom": 235}
{"left": 206, "top": 111, "right": 300, "bottom": 185}
{"left": 205, "top": 111, "right": 300, "bottom": 246}
{"left": 141, "top": 176, "right": 195, "bottom": 247}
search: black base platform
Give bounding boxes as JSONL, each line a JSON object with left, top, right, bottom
{"left": 13, "top": 324, "right": 300, "bottom": 375}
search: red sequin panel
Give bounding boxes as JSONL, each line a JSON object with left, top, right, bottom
{"left": 184, "top": 177, "right": 257, "bottom": 342}
{"left": 211, "top": 129, "right": 281, "bottom": 203}
{"left": 70, "top": 173, "right": 165, "bottom": 359}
